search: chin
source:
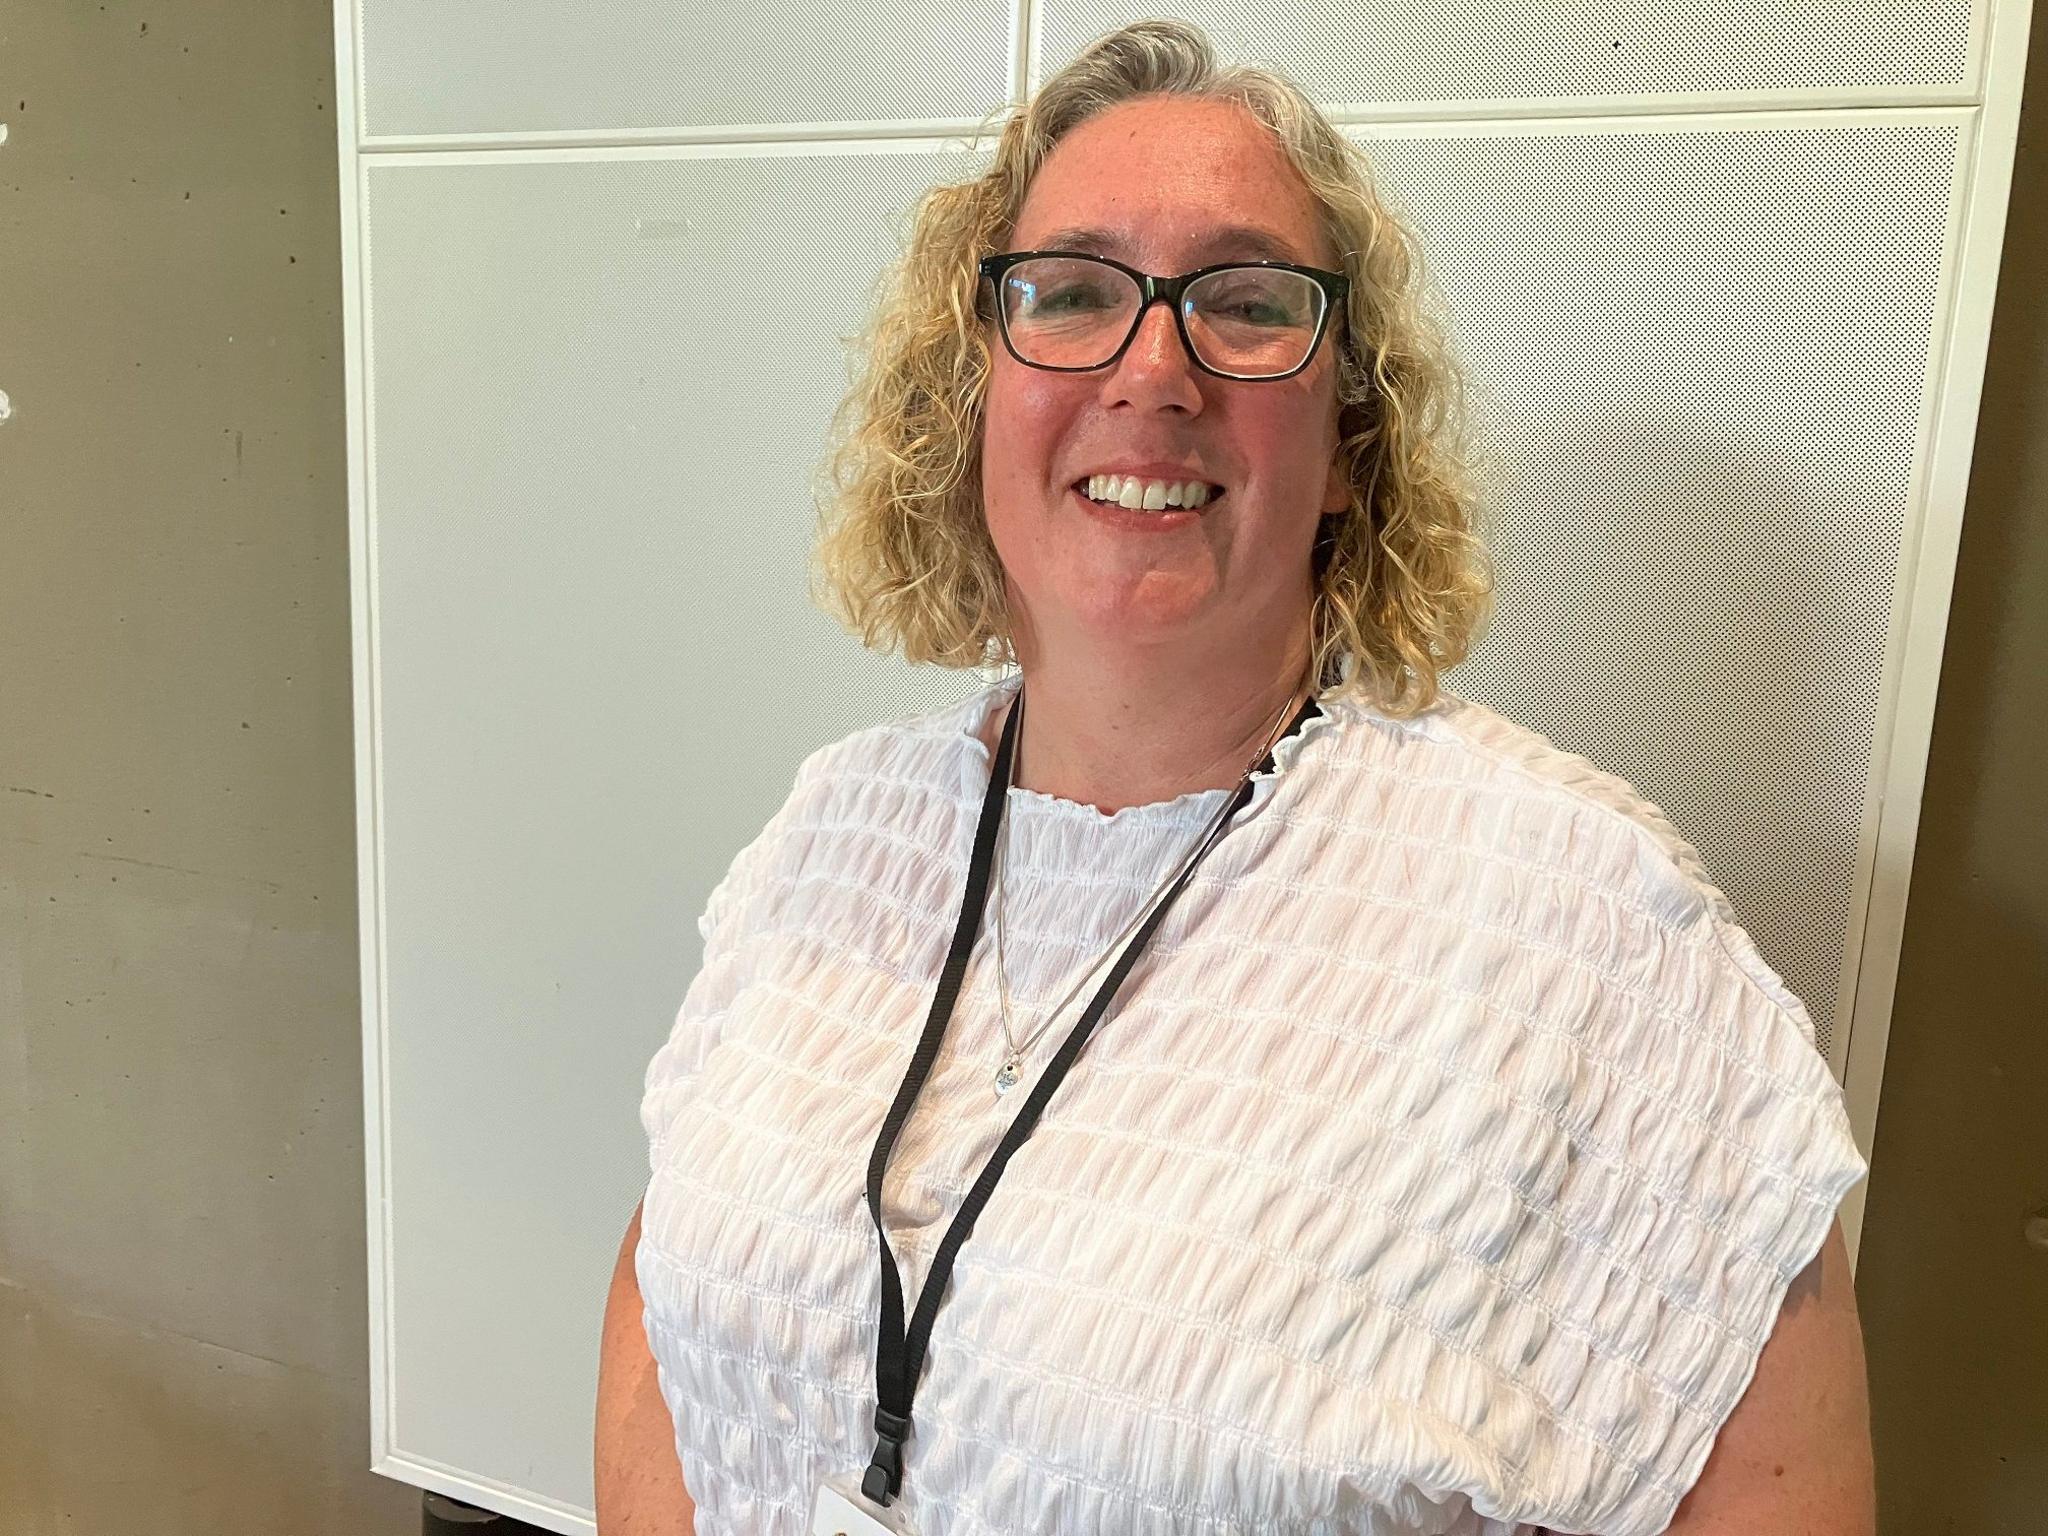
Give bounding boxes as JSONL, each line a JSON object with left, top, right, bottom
{"left": 1053, "top": 582, "right": 1220, "bottom": 640}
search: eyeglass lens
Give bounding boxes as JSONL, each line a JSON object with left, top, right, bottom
{"left": 995, "top": 257, "right": 1326, "bottom": 376}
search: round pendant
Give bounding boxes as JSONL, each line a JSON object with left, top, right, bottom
{"left": 993, "top": 1057, "right": 1021, "bottom": 1096}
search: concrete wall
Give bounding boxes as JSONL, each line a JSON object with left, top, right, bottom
{"left": 1855, "top": 14, "right": 2048, "bottom": 1532}
{"left": 0, "top": 3, "right": 414, "bottom": 1529}
{"left": 0, "top": 3, "right": 2039, "bottom": 1532}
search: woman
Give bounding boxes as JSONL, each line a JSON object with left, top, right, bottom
{"left": 598, "top": 20, "right": 1873, "bottom": 1536}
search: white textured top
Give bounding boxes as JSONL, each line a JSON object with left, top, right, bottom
{"left": 638, "top": 674, "right": 1867, "bottom": 1536}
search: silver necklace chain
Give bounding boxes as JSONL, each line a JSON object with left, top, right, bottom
{"left": 987, "top": 671, "right": 1313, "bottom": 1098}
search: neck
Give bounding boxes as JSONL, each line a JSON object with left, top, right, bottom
{"left": 987, "top": 625, "right": 1316, "bottom": 814}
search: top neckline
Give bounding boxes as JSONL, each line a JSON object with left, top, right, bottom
{"left": 950, "top": 672, "right": 1344, "bottom": 827}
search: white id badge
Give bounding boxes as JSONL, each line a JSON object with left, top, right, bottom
{"left": 808, "top": 1472, "right": 921, "bottom": 1536}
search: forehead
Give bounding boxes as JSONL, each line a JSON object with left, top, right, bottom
{"left": 1012, "top": 95, "right": 1335, "bottom": 269}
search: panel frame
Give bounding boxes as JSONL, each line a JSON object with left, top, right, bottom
{"left": 1825, "top": 0, "right": 2038, "bottom": 1258}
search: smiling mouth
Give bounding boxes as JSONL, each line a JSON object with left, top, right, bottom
{"left": 1069, "top": 477, "right": 1227, "bottom": 512}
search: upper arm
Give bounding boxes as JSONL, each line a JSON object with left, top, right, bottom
{"left": 599, "top": 1197, "right": 648, "bottom": 1392}
{"left": 1657, "top": 1217, "right": 1875, "bottom": 1536}
{"left": 596, "top": 1194, "right": 699, "bottom": 1534}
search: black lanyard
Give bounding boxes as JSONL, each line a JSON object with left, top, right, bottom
{"left": 859, "top": 683, "right": 1321, "bottom": 1507}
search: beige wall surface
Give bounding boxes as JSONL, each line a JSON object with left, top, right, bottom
{"left": 0, "top": 2, "right": 414, "bottom": 1530}
{"left": 0, "top": 3, "right": 2040, "bottom": 1535}
{"left": 1855, "top": 11, "right": 2048, "bottom": 1533}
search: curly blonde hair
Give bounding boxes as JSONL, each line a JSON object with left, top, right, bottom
{"left": 809, "top": 18, "right": 1495, "bottom": 716}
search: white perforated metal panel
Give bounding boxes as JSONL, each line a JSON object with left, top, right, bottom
{"left": 358, "top": 147, "right": 988, "bottom": 1519}
{"left": 357, "top": 0, "right": 1014, "bottom": 137}
{"left": 352, "top": 119, "right": 1954, "bottom": 1515}
{"left": 1035, "top": 3, "right": 1976, "bottom": 105}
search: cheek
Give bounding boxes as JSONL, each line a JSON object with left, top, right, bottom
{"left": 1257, "top": 380, "right": 1343, "bottom": 490}
{"left": 983, "top": 363, "right": 1072, "bottom": 491}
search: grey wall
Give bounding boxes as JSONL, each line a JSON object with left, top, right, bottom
{"left": 0, "top": 2, "right": 2039, "bottom": 1533}
{"left": 1854, "top": 12, "right": 2048, "bottom": 1532}
{"left": 0, "top": 3, "right": 414, "bottom": 1529}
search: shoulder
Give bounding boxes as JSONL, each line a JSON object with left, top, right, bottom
{"left": 693, "top": 682, "right": 994, "bottom": 941}
{"left": 1322, "top": 684, "right": 1813, "bottom": 1024}
{"left": 1335, "top": 686, "right": 1712, "bottom": 884}
{"left": 795, "top": 681, "right": 995, "bottom": 785}
{"left": 724, "top": 680, "right": 996, "bottom": 823}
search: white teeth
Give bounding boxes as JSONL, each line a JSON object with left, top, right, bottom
{"left": 1082, "top": 474, "right": 1215, "bottom": 510}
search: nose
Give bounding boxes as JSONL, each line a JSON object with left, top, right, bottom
{"left": 1100, "top": 297, "right": 1204, "bottom": 409}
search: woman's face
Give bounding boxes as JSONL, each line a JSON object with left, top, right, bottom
{"left": 979, "top": 94, "right": 1351, "bottom": 667}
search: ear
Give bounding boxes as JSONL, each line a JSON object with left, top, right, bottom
{"left": 1321, "top": 453, "right": 1351, "bottom": 518}
{"left": 1320, "top": 385, "right": 1355, "bottom": 516}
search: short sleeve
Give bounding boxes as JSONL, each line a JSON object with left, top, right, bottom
{"left": 1514, "top": 842, "right": 1870, "bottom": 1536}
{"left": 638, "top": 751, "right": 820, "bottom": 1176}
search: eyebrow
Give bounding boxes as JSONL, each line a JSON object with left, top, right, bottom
{"left": 1033, "top": 223, "right": 1309, "bottom": 267}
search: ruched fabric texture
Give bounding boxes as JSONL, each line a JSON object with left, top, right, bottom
{"left": 637, "top": 675, "right": 1867, "bottom": 1536}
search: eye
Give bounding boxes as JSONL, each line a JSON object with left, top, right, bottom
{"left": 1019, "top": 280, "right": 1118, "bottom": 316}
{"left": 1041, "top": 285, "right": 1108, "bottom": 311}
{"left": 1191, "top": 272, "right": 1317, "bottom": 328}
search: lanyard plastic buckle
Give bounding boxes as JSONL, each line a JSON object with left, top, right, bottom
{"left": 861, "top": 1404, "right": 913, "bottom": 1505}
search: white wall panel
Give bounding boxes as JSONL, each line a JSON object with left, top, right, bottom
{"left": 358, "top": 0, "right": 1015, "bottom": 138}
{"left": 1036, "top": 3, "right": 1978, "bottom": 105}
{"left": 356, "top": 146, "right": 987, "bottom": 1527}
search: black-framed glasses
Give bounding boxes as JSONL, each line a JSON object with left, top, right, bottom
{"left": 978, "top": 250, "right": 1349, "bottom": 381}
